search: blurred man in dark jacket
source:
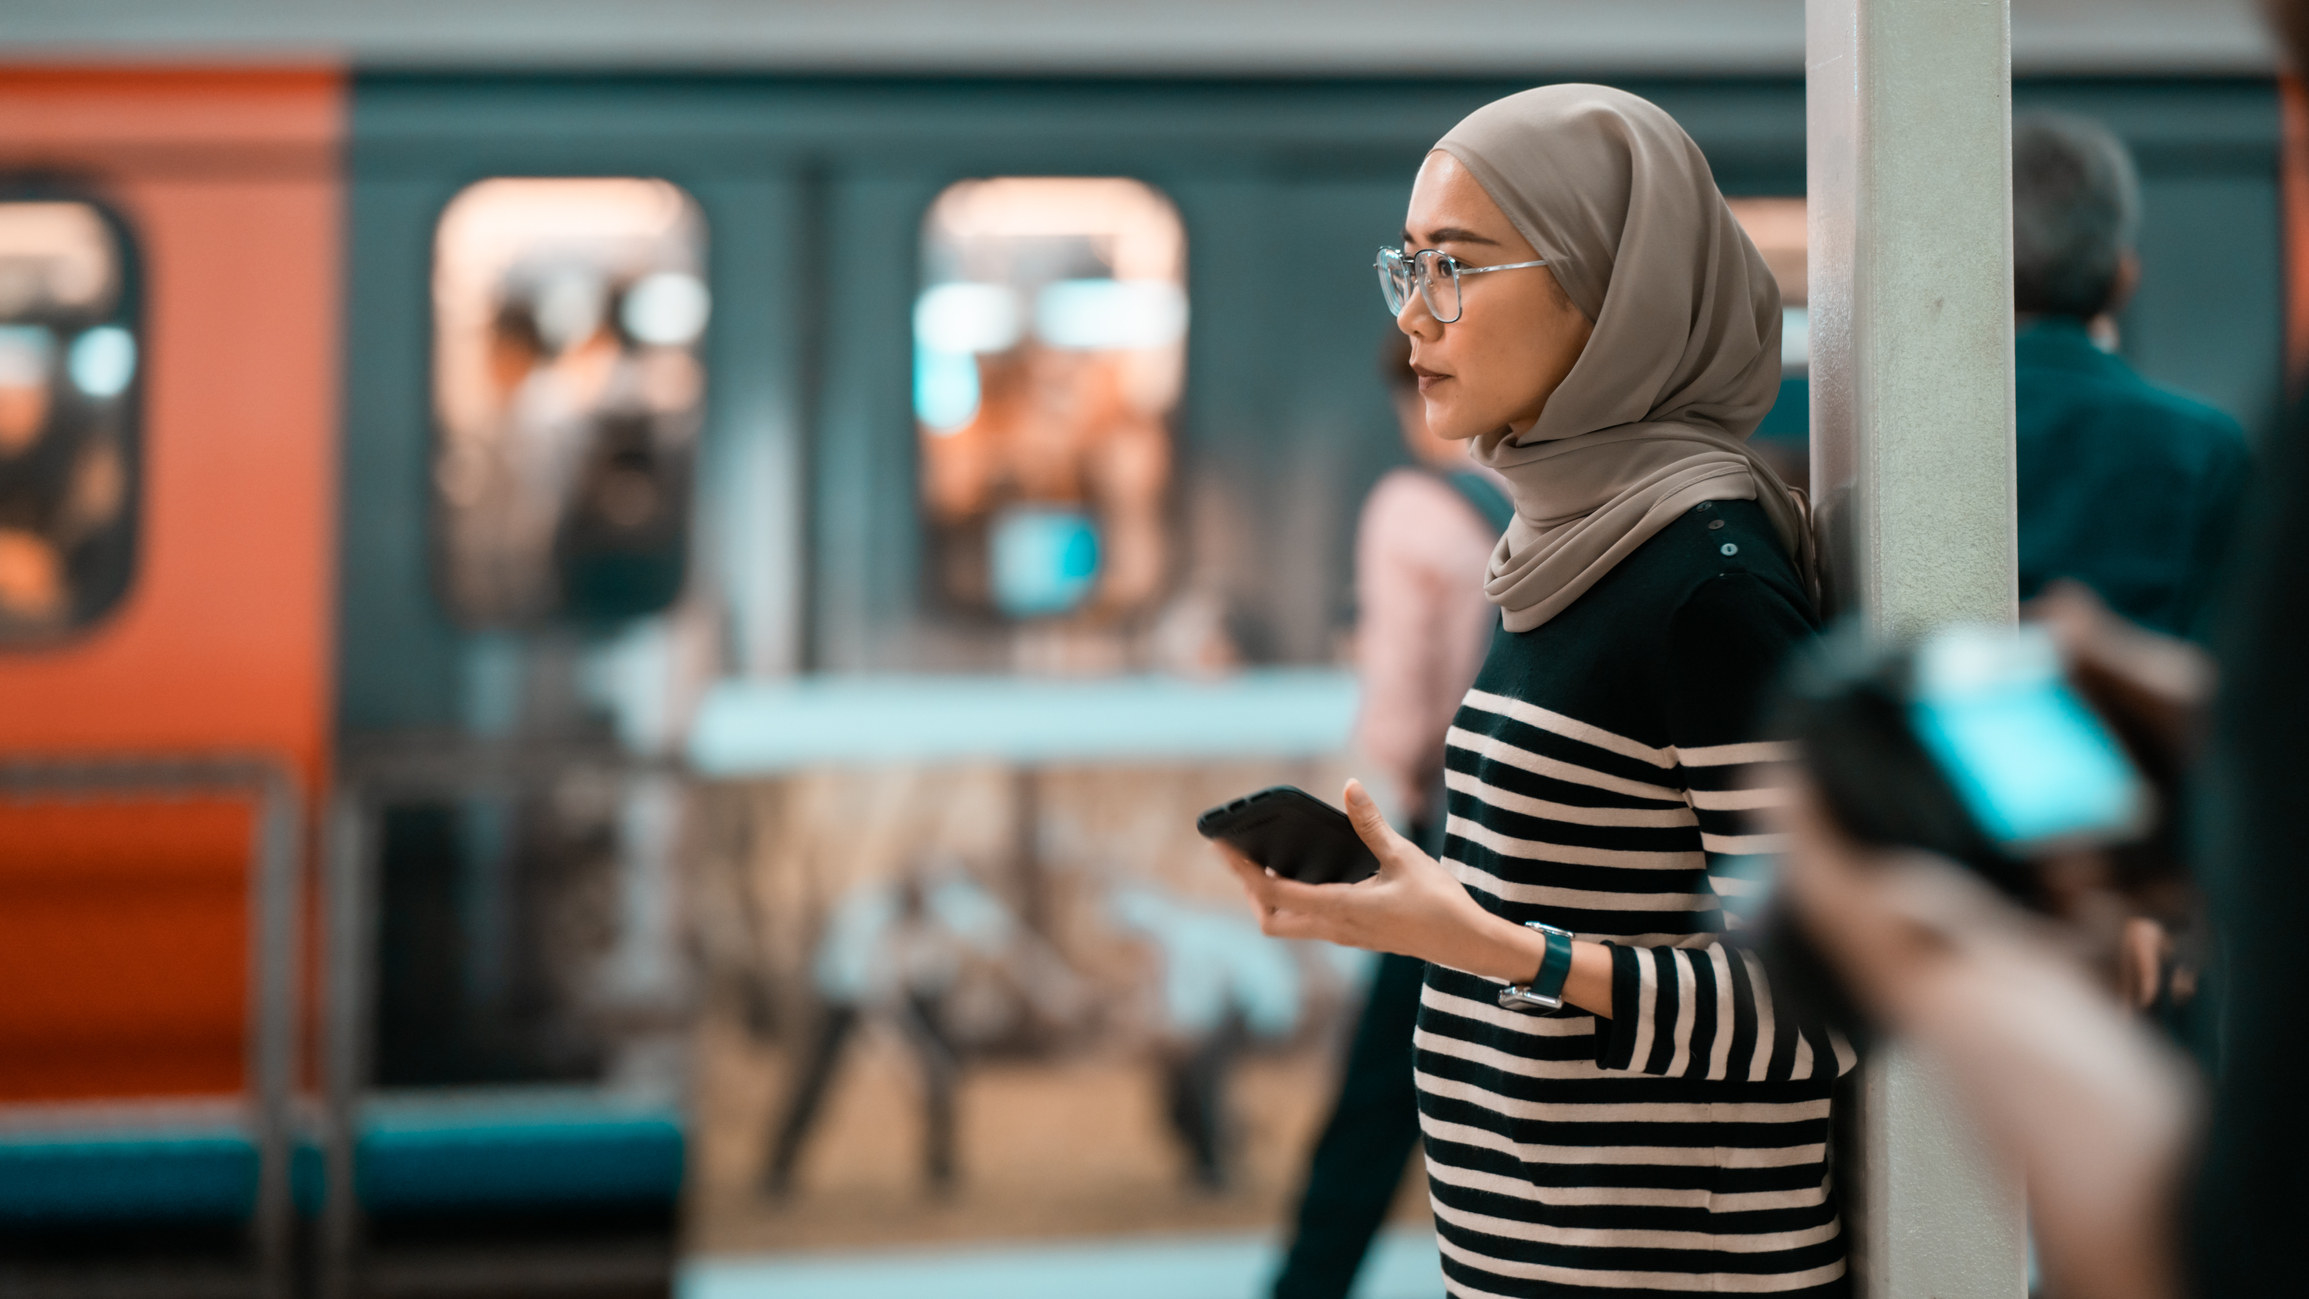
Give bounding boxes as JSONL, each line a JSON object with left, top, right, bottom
{"left": 2012, "top": 112, "right": 2250, "bottom": 639}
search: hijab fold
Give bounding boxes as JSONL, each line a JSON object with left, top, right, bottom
{"left": 1437, "top": 85, "right": 1816, "bottom": 632}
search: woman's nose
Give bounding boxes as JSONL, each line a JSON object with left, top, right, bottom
{"left": 1395, "top": 293, "right": 1434, "bottom": 337}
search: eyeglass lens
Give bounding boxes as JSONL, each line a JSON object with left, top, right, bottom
{"left": 1376, "top": 252, "right": 1410, "bottom": 315}
{"left": 1374, "top": 249, "right": 1462, "bottom": 322}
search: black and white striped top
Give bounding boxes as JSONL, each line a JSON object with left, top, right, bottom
{"left": 1417, "top": 498, "right": 1854, "bottom": 1298}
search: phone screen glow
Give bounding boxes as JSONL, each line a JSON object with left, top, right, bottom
{"left": 1908, "top": 682, "right": 2146, "bottom": 848}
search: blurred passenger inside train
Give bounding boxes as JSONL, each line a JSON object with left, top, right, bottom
{"left": 923, "top": 344, "right": 1171, "bottom": 622}
{"left": 0, "top": 202, "right": 136, "bottom": 640}
{"left": 441, "top": 271, "right": 622, "bottom": 624}
{"left": 555, "top": 274, "right": 697, "bottom": 620}
{"left": 0, "top": 325, "right": 66, "bottom": 625}
{"left": 2012, "top": 112, "right": 2249, "bottom": 639}
{"left": 440, "top": 290, "right": 576, "bottom": 623}
{"left": 1269, "top": 332, "right": 1510, "bottom": 1299}
{"left": 915, "top": 177, "right": 1184, "bottom": 673}
{"left": 433, "top": 179, "right": 707, "bottom": 632}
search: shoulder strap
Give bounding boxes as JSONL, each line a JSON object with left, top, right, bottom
{"left": 1442, "top": 469, "right": 1517, "bottom": 532}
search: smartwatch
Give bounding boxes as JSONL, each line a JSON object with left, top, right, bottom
{"left": 1498, "top": 920, "right": 1576, "bottom": 1012}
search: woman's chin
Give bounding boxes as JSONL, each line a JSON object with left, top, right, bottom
{"left": 1422, "top": 408, "right": 1473, "bottom": 444}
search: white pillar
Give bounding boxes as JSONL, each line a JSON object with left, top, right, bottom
{"left": 1806, "top": 0, "right": 2029, "bottom": 1295}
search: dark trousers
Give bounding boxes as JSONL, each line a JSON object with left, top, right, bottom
{"left": 1163, "top": 1011, "right": 1248, "bottom": 1191}
{"left": 764, "top": 996, "right": 958, "bottom": 1194}
{"left": 1270, "top": 950, "right": 1428, "bottom": 1299}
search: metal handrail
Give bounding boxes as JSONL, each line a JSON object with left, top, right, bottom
{"left": 319, "top": 737, "right": 680, "bottom": 1299}
{"left": 0, "top": 756, "right": 303, "bottom": 1299}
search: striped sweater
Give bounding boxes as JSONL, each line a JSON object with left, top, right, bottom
{"left": 1417, "top": 498, "right": 1854, "bottom": 1298}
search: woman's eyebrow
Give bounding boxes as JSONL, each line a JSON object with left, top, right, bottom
{"left": 1403, "top": 226, "right": 1503, "bottom": 248}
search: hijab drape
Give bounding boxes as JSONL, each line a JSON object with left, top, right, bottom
{"left": 1436, "top": 84, "right": 1816, "bottom": 632}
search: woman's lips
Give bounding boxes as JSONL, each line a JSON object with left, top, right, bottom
{"left": 1412, "top": 364, "right": 1449, "bottom": 393}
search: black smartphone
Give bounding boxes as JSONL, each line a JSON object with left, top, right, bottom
{"left": 1195, "top": 785, "right": 1381, "bottom": 885}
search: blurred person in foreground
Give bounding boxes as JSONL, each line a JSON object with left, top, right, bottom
{"left": 1761, "top": 39, "right": 2309, "bottom": 1299}
{"left": 2012, "top": 113, "right": 2249, "bottom": 639}
{"left": 1268, "top": 335, "right": 1511, "bottom": 1299}
{"left": 1766, "top": 593, "right": 2206, "bottom": 1299}
{"left": 1224, "top": 86, "right": 1852, "bottom": 1297}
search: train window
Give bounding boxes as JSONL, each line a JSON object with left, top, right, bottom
{"left": 432, "top": 178, "right": 707, "bottom": 628}
{"left": 0, "top": 198, "right": 138, "bottom": 645}
{"left": 916, "top": 178, "right": 1184, "bottom": 633}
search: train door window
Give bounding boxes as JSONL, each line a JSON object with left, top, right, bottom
{"left": 0, "top": 199, "right": 138, "bottom": 644}
{"left": 432, "top": 178, "right": 707, "bottom": 628}
{"left": 916, "top": 178, "right": 1185, "bottom": 651}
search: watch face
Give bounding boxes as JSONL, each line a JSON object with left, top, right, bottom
{"left": 1497, "top": 985, "right": 1564, "bottom": 1012}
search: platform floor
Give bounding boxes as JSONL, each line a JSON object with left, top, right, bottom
{"left": 687, "top": 1015, "right": 1431, "bottom": 1256}
{"left": 682, "top": 1228, "right": 1444, "bottom": 1299}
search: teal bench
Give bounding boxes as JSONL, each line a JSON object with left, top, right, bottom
{"left": 0, "top": 1092, "right": 682, "bottom": 1224}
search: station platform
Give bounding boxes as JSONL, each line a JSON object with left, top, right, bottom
{"left": 682, "top": 1228, "right": 1444, "bottom": 1299}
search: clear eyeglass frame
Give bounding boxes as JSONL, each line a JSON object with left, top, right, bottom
{"left": 1374, "top": 246, "right": 1551, "bottom": 324}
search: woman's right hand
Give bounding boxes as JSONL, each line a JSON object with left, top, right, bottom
{"left": 1217, "top": 778, "right": 1528, "bottom": 979}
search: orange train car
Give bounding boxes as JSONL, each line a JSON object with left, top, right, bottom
{"left": 0, "top": 69, "right": 340, "bottom": 1289}
{"left": 0, "top": 69, "right": 340, "bottom": 1103}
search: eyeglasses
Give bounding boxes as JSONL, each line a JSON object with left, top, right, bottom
{"left": 1374, "top": 247, "right": 1551, "bottom": 324}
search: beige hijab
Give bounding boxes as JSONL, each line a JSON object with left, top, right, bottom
{"left": 1437, "top": 84, "right": 1815, "bottom": 632}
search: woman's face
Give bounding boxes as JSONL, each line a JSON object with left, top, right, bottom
{"left": 1398, "top": 151, "right": 1594, "bottom": 442}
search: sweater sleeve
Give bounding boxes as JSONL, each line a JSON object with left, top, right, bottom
{"left": 1590, "top": 570, "right": 1856, "bottom": 1082}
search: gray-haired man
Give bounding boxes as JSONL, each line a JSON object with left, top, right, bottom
{"left": 2012, "top": 112, "right": 2250, "bottom": 638}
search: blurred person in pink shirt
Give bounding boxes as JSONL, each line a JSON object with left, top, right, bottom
{"left": 1268, "top": 334, "right": 1511, "bottom": 1299}
{"left": 1353, "top": 330, "right": 1514, "bottom": 849}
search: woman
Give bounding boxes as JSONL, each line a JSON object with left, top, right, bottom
{"left": 1223, "top": 85, "right": 1851, "bottom": 1296}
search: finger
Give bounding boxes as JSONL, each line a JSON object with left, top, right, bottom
{"left": 1342, "top": 778, "right": 1408, "bottom": 858}
{"left": 1216, "top": 845, "right": 1344, "bottom": 918}
{"left": 1219, "top": 848, "right": 1280, "bottom": 905}
{"left": 1211, "top": 837, "right": 1261, "bottom": 876}
{"left": 1248, "top": 864, "right": 1355, "bottom": 915}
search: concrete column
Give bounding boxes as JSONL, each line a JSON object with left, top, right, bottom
{"left": 1806, "top": 0, "right": 2029, "bottom": 1296}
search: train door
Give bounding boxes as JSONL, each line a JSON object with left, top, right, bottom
{"left": 331, "top": 77, "right": 787, "bottom": 1291}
